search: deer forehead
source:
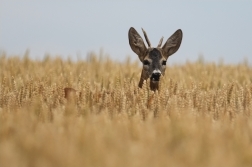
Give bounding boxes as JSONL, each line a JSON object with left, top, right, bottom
{"left": 144, "top": 48, "right": 165, "bottom": 61}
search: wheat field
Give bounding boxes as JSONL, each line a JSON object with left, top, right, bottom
{"left": 1, "top": 52, "right": 252, "bottom": 167}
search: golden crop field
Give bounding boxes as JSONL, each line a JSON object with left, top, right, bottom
{"left": 1, "top": 52, "right": 252, "bottom": 167}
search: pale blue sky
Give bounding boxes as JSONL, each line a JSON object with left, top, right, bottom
{"left": 1, "top": 1, "right": 252, "bottom": 64}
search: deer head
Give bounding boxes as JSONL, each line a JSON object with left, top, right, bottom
{"left": 128, "top": 27, "right": 183, "bottom": 91}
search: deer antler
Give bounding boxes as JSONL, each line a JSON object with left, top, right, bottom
{"left": 141, "top": 28, "right": 151, "bottom": 47}
{"left": 157, "top": 37, "right": 164, "bottom": 47}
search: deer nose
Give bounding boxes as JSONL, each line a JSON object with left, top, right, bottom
{"left": 151, "top": 70, "right": 161, "bottom": 81}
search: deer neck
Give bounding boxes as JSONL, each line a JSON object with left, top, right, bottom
{"left": 150, "top": 81, "right": 159, "bottom": 91}
{"left": 138, "top": 75, "right": 144, "bottom": 89}
{"left": 138, "top": 70, "right": 159, "bottom": 91}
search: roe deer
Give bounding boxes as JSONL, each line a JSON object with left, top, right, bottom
{"left": 128, "top": 27, "right": 183, "bottom": 91}
{"left": 64, "top": 87, "right": 78, "bottom": 101}
{"left": 64, "top": 27, "right": 182, "bottom": 100}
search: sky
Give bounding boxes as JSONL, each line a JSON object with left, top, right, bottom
{"left": 0, "top": 1, "right": 252, "bottom": 64}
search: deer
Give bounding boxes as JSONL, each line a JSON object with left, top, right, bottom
{"left": 64, "top": 27, "right": 183, "bottom": 99}
{"left": 128, "top": 27, "right": 183, "bottom": 91}
{"left": 64, "top": 87, "right": 78, "bottom": 101}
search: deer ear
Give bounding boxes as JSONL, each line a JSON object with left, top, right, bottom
{"left": 128, "top": 27, "right": 147, "bottom": 62}
{"left": 162, "top": 29, "right": 183, "bottom": 59}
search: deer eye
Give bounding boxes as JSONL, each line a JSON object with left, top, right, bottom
{"left": 143, "top": 60, "right": 150, "bottom": 65}
{"left": 162, "top": 61, "right": 167, "bottom": 65}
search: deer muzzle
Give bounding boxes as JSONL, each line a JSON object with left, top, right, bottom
{"left": 151, "top": 69, "right": 161, "bottom": 81}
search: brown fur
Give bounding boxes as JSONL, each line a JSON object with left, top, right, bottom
{"left": 128, "top": 27, "right": 183, "bottom": 91}
{"left": 64, "top": 87, "right": 78, "bottom": 101}
{"left": 64, "top": 27, "right": 183, "bottom": 95}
